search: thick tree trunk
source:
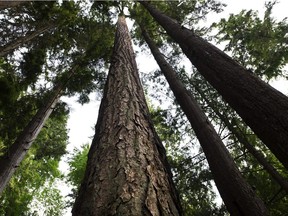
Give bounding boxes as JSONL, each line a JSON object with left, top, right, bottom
{"left": 0, "top": 66, "right": 78, "bottom": 195}
{"left": 193, "top": 84, "right": 288, "bottom": 194}
{"left": 0, "top": 24, "right": 54, "bottom": 57}
{"left": 141, "top": 28, "right": 268, "bottom": 216}
{"left": 139, "top": 1, "right": 288, "bottom": 171}
{"left": 72, "top": 16, "right": 181, "bottom": 216}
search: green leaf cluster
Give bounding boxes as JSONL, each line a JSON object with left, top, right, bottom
{"left": 214, "top": 1, "right": 288, "bottom": 80}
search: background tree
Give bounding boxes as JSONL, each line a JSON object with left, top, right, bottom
{"left": 139, "top": 0, "right": 288, "bottom": 171}
{"left": 141, "top": 27, "right": 268, "bottom": 215}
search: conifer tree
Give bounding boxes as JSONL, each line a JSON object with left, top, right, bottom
{"left": 72, "top": 16, "right": 181, "bottom": 215}
{"left": 139, "top": 1, "right": 288, "bottom": 170}
{"left": 0, "top": 65, "right": 78, "bottom": 194}
{"left": 141, "top": 27, "right": 268, "bottom": 216}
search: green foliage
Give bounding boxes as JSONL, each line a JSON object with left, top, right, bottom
{"left": 214, "top": 1, "right": 288, "bottom": 80}
{"left": 149, "top": 105, "right": 225, "bottom": 215}
{"left": 1, "top": 0, "right": 287, "bottom": 214}
{"left": 20, "top": 45, "right": 47, "bottom": 89}
{"left": 66, "top": 144, "right": 90, "bottom": 206}
{"left": 0, "top": 60, "right": 20, "bottom": 108}
{"left": 0, "top": 112, "right": 68, "bottom": 215}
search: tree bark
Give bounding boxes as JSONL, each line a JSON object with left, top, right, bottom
{"left": 72, "top": 16, "right": 181, "bottom": 216}
{"left": 0, "top": 65, "right": 78, "bottom": 195}
{"left": 0, "top": 24, "right": 54, "bottom": 57}
{"left": 139, "top": 1, "right": 288, "bottom": 171}
{"left": 141, "top": 28, "right": 268, "bottom": 216}
{"left": 193, "top": 84, "right": 288, "bottom": 194}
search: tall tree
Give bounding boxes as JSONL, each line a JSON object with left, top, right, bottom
{"left": 0, "top": 65, "right": 78, "bottom": 194}
{"left": 72, "top": 16, "right": 181, "bottom": 215}
{"left": 0, "top": 115, "right": 68, "bottom": 215}
{"left": 139, "top": 1, "right": 288, "bottom": 170}
{"left": 141, "top": 27, "right": 268, "bottom": 215}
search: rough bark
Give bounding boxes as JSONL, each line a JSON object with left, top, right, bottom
{"left": 0, "top": 66, "right": 78, "bottom": 195}
{"left": 0, "top": 24, "right": 54, "bottom": 57}
{"left": 193, "top": 84, "right": 288, "bottom": 194}
{"left": 139, "top": 1, "right": 288, "bottom": 171}
{"left": 141, "top": 28, "right": 268, "bottom": 216}
{"left": 72, "top": 16, "right": 181, "bottom": 216}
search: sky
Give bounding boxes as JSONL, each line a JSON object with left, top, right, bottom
{"left": 59, "top": 0, "right": 288, "bottom": 214}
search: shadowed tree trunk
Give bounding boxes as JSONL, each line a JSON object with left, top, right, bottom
{"left": 0, "top": 65, "right": 78, "bottom": 195}
{"left": 193, "top": 83, "right": 288, "bottom": 194}
{"left": 141, "top": 28, "right": 268, "bottom": 216}
{"left": 139, "top": 1, "right": 288, "bottom": 171}
{"left": 72, "top": 16, "right": 181, "bottom": 215}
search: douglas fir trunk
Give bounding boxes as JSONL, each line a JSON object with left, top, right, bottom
{"left": 72, "top": 16, "right": 181, "bottom": 215}
{"left": 142, "top": 28, "right": 268, "bottom": 216}
{"left": 139, "top": 1, "right": 288, "bottom": 171}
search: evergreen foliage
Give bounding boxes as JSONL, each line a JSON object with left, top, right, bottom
{"left": 0, "top": 0, "right": 287, "bottom": 214}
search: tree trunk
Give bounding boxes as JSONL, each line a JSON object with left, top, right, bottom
{"left": 193, "top": 83, "right": 288, "bottom": 194}
{"left": 141, "top": 28, "right": 268, "bottom": 216}
{"left": 72, "top": 16, "right": 181, "bottom": 216}
{"left": 139, "top": 1, "right": 288, "bottom": 171}
{"left": 0, "top": 24, "right": 54, "bottom": 57}
{"left": 0, "top": 66, "right": 78, "bottom": 195}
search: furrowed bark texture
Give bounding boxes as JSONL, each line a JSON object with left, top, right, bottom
{"left": 72, "top": 16, "right": 181, "bottom": 216}
{"left": 139, "top": 1, "right": 288, "bottom": 171}
{"left": 0, "top": 66, "right": 78, "bottom": 195}
{"left": 142, "top": 29, "right": 268, "bottom": 216}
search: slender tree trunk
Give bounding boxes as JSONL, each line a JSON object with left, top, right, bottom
{"left": 0, "top": 66, "right": 78, "bottom": 195}
{"left": 72, "top": 16, "right": 181, "bottom": 216}
{"left": 193, "top": 84, "right": 288, "bottom": 194}
{"left": 141, "top": 28, "right": 268, "bottom": 216}
{"left": 139, "top": 1, "right": 288, "bottom": 171}
{"left": 0, "top": 24, "right": 54, "bottom": 57}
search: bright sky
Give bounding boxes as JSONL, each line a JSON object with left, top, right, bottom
{"left": 59, "top": 1, "right": 288, "bottom": 215}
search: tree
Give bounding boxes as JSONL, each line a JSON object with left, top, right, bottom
{"left": 141, "top": 27, "right": 268, "bottom": 215}
{"left": 0, "top": 64, "right": 78, "bottom": 194}
{"left": 72, "top": 16, "right": 181, "bottom": 215}
{"left": 0, "top": 116, "right": 68, "bottom": 215}
{"left": 139, "top": 1, "right": 288, "bottom": 171}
